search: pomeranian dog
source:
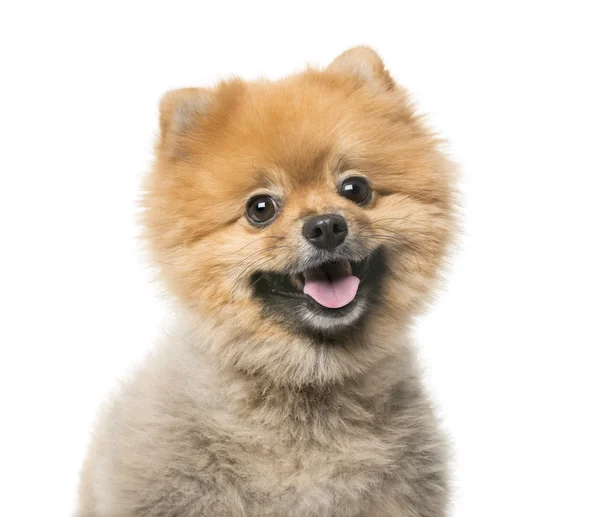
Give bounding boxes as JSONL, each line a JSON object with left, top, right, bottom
{"left": 78, "top": 47, "right": 456, "bottom": 517}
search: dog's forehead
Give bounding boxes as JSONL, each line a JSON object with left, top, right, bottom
{"left": 194, "top": 76, "right": 438, "bottom": 202}
{"left": 220, "top": 84, "right": 361, "bottom": 189}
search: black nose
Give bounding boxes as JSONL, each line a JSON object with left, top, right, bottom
{"left": 303, "top": 214, "right": 348, "bottom": 251}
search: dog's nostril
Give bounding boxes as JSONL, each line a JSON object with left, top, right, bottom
{"left": 332, "top": 223, "right": 345, "bottom": 234}
{"left": 313, "top": 227, "right": 323, "bottom": 238}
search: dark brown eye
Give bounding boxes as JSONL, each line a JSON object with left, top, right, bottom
{"left": 246, "top": 195, "right": 277, "bottom": 225}
{"left": 339, "top": 176, "right": 371, "bottom": 205}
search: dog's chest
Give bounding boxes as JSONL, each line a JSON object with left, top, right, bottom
{"left": 229, "top": 428, "right": 391, "bottom": 517}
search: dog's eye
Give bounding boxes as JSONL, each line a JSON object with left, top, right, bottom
{"left": 246, "top": 195, "right": 278, "bottom": 225}
{"left": 339, "top": 177, "right": 371, "bottom": 205}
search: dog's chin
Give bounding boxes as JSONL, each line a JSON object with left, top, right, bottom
{"left": 251, "top": 248, "right": 386, "bottom": 339}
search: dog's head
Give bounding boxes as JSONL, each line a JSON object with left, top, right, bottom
{"left": 144, "top": 48, "right": 455, "bottom": 385}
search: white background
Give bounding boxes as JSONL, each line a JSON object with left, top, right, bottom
{"left": 1, "top": 1, "right": 599, "bottom": 516}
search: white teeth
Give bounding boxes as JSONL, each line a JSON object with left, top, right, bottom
{"left": 289, "top": 273, "right": 304, "bottom": 291}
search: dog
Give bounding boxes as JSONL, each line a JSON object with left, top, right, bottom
{"left": 77, "top": 46, "right": 456, "bottom": 517}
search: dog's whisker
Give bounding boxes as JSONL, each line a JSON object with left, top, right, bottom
{"left": 229, "top": 245, "right": 290, "bottom": 270}
{"left": 231, "top": 235, "right": 285, "bottom": 255}
{"left": 231, "top": 246, "right": 290, "bottom": 279}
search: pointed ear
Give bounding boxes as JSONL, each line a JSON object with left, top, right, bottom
{"left": 327, "top": 46, "right": 396, "bottom": 90}
{"left": 158, "top": 87, "right": 214, "bottom": 153}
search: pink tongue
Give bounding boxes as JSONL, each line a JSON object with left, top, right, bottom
{"left": 303, "top": 275, "right": 360, "bottom": 309}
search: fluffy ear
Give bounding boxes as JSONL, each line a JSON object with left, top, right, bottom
{"left": 327, "top": 46, "right": 396, "bottom": 90}
{"left": 158, "top": 87, "right": 214, "bottom": 153}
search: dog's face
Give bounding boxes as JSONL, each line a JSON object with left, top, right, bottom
{"left": 144, "top": 48, "right": 455, "bottom": 384}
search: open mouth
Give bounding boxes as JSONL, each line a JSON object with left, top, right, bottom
{"left": 251, "top": 248, "right": 384, "bottom": 333}
{"left": 252, "top": 249, "right": 381, "bottom": 310}
{"left": 278, "top": 259, "right": 365, "bottom": 309}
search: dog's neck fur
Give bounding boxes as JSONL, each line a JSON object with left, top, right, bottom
{"left": 231, "top": 360, "right": 419, "bottom": 444}
{"left": 176, "top": 311, "right": 419, "bottom": 444}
